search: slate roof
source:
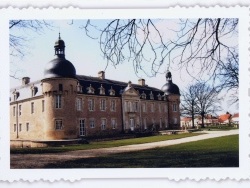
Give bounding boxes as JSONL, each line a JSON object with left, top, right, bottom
{"left": 10, "top": 80, "right": 43, "bottom": 102}
{"left": 10, "top": 75, "right": 167, "bottom": 102}
{"left": 76, "top": 75, "right": 165, "bottom": 100}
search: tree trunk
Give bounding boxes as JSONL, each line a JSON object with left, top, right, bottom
{"left": 201, "top": 111, "right": 205, "bottom": 128}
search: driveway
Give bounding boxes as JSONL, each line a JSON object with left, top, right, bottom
{"left": 10, "top": 129, "right": 238, "bottom": 168}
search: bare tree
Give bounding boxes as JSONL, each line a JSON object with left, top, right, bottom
{"left": 83, "top": 19, "right": 238, "bottom": 81}
{"left": 9, "top": 20, "right": 53, "bottom": 79}
{"left": 217, "top": 53, "right": 239, "bottom": 104}
{"left": 195, "top": 82, "right": 222, "bottom": 128}
{"left": 9, "top": 20, "right": 53, "bottom": 58}
{"left": 181, "top": 84, "right": 199, "bottom": 128}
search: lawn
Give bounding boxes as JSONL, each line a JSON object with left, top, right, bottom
{"left": 44, "top": 134, "right": 239, "bottom": 168}
{"left": 199, "top": 125, "right": 238, "bottom": 131}
{"left": 11, "top": 133, "right": 203, "bottom": 154}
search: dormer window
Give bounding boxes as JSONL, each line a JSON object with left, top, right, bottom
{"left": 149, "top": 91, "right": 154, "bottom": 100}
{"left": 99, "top": 84, "right": 105, "bottom": 95}
{"left": 109, "top": 86, "right": 115, "bottom": 96}
{"left": 157, "top": 93, "right": 162, "bottom": 100}
{"left": 77, "top": 82, "right": 82, "bottom": 93}
{"left": 87, "top": 84, "right": 95, "bottom": 94}
{"left": 141, "top": 91, "right": 146, "bottom": 99}
{"left": 13, "top": 90, "right": 20, "bottom": 101}
{"left": 31, "top": 86, "right": 38, "bottom": 97}
{"left": 163, "top": 95, "right": 167, "bottom": 101}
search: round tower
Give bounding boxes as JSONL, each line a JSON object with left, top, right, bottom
{"left": 161, "top": 71, "right": 181, "bottom": 129}
{"left": 41, "top": 33, "right": 78, "bottom": 140}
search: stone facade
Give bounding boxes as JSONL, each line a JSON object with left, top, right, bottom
{"left": 10, "top": 34, "right": 181, "bottom": 143}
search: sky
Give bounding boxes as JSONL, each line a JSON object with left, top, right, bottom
{"left": 9, "top": 19, "right": 239, "bottom": 114}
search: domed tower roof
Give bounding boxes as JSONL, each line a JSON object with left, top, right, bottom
{"left": 161, "top": 71, "right": 180, "bottom": 95}
{"left": 44, "top": 33, "right": 76, "bottom": 79}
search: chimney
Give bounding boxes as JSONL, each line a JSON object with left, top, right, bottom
{"left": 22, "top": 77, "right": 30, "bottom": 85}
{"left": 138, "top": 78, "right": 145, "bottom": 86}
{"left": 98, "top": 71, "right": 105, "bottom": 79}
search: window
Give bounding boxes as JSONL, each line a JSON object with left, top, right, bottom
{"left": 109, "top": 87, "right": 115, "bottom": 96}
{"left": 160, "top": 118, "right": 162, "bottom": 128}
{"left": 59, "top": 84, "right": 63, "bottom": 91}
{"left": 158, "top": 104, "right": 161, "bottom": 113}
{"left": 42, "top": 100, "right": 45, "bottom": 112}
{"left": 173, "top": 104, "right": 177, "bottom": 112}
{"left": 77, "top": 83, "right": 82, "bottom": 93}
{"left": 101, "top": 118, "right": 106, "bottom": 130}
{"left": 13, "top": 106, "right": 16, "bottom": 116}
{"left": 31, "top": 86, "right": 38, "bottom": 97}
{"left": 164, "top": 104, "right": 168, "bottom": 113}
{"left": 125, "top": 101, "right": 128, "bottom": 112}
{"left": 151, "top": 103, "right": 154, "bottom": 112}
{"left": 76, "top": 98, "right": 82, "bottom": 111}
{"left": 89, "top": 119, "right": 95, "bottom": 128}
{"left": 100, "top": 99, "right": 106, "bottom": 111}
{"left": 129, "top": 101, "right": 133, "bottom": 112}
{"left": 19, "top": 123, "right": 22, "bottom": 132}
{"left": 111, "top": 100, "right": 116, "bottom": 111}
{"left": 134, "top": 102, "right": 138, "bottom": 112}
{"left": 149, "top": 91, "right": 154, "bottom": 100}
{"left": 111, "top": 118, "right": 116, "bottom": 129}
{"left": 99, "top": 84, "right": 105, "bottom": 95}
{"left": 55, "top": 119, "right": 63, "bottom": 130}
{"left": 165, "top": 118, "right": 168, "bottom": 128}
{"left": 79, "top": 119, "right": 85, "bottom": 136}
{"left": 14, "top": 124, "right": 16, "bottom": 132}
{"left": 158, "top": 93, "right": 162, "bottom": 100}
{"left": 141, "top": 91, "right": 146, "bottom": 99}
{"left": 88, "top": 99, "right": 94, "bottom": 111}
{"left": 87, "top": 84, "right": 95, "bottom": 94}
{"left": 55, "top": 95, "right": 62, "bottom": 108}
{"left": 142, "top": 103, "right": 146, "bottom": 112}
{"left": 26, "top": 123, "right": 29, "bottom": 131}
{"left": 19, "top": 105, "right": 21, "bottom": 116}
{"left": 143, "top": 118, "right": 147, "bottom": 129}
{"left": 13, "top": 91, "right": 19, "bottom": 101}
{"left": 31, "top": 102, "right": 34, "bottom": 114}
{"left": 174, "top": 118, "right": 177, "bottom": 124}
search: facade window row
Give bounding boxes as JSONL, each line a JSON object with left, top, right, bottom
{"left": 55, "top": 118, "right": 117, "bottom": 132}
{"left": 12, "top": 100, "right": 45, "bottom": 116}
{"left": 13, "top": 122, "right": 30, "bottom": 132}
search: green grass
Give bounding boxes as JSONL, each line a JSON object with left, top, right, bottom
{"left": 200, "top": 126, "right": 238, "bottom": 131}
{"left": 11, "top": 133, "right": 203, "bottom": 154}
{"left": 44, "top": 135, "right": 239, "bottom": 168}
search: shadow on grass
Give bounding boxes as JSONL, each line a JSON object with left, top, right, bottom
{"left": 44, "top": 135, "right": 239, "bottom": 168}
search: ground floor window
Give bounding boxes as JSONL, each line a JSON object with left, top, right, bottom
{"left": 111, "top": 118, "right": 116, "bottom": 129}
{"left": 19, "top": 123, "right": 22, "bottom": 132}
{"left": 55, "top": 119, "right": 63, "bottom": 130}
{"left": 14, "top": 124, "right": 16, "bottom": 132}
{"left": 143, "top": 118, "right": 147, "bottom": 129}
{"left": 89, "top": 118, "right": 95, "bottom": 128}
{"left": 26, "top": 122, "right": 29, "bottom": 131}
{"left": 101, "top": 118, "right": 106, "bottom": 130}
{"left": 79, "top": 119, "right": 85, "bottom": 136}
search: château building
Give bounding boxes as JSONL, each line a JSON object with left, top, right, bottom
{"left": 10, "top": 34, "right": 180, "bottom": 147}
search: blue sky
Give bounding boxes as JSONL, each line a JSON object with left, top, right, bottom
{"left": 9, "top": 19, "right": 238, "bottom": 114}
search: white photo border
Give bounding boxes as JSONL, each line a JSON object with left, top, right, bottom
{"left": 0, "top": 6, "right": 249, "bottom": 181}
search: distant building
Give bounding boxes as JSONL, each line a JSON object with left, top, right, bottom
{"left": 10, "top": 34, "right": 181, "bottom": 147}
{"left": 218, "top": 112, "right": 232, "bottom": 125}
{"left": 231, "top": 113, "right": 239, "bottom": 127}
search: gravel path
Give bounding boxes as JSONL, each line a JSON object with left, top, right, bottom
{"left": 10, "top": 129, "right": 238, "bottom": 168}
